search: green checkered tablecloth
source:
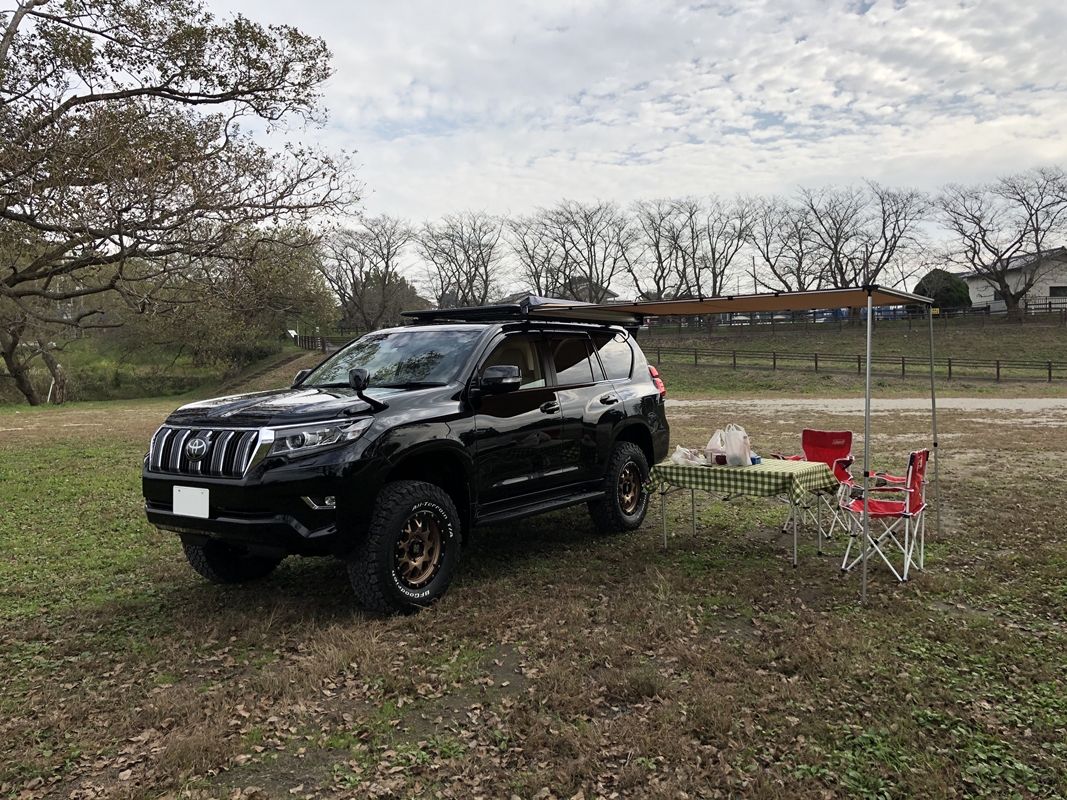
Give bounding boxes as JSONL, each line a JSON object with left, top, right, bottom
{"left": 650, "top": 459, "right": 838, "bottom": 506}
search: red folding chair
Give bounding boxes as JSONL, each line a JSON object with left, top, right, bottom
{"left": 774, "top": 430, "right": 855, "bottom": 548}
{"left": 841, "top": 449, "right": 929, "bottom": 582}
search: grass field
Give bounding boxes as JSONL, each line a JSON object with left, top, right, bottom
{"left": 0, "top": 341, "right": 309, "bottom": 406}
{"left": 2, "top": 357, "right": 1066, "bottom": 799}
{"left": 640, "top": 315, "right": 1067, "bottom": 363}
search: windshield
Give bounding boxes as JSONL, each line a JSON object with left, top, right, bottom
{"left": 304, "top": 328, "right": 483, "bottom": 388}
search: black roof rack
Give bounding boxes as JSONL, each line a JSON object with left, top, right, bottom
{"left": 403, "top": 304, "right": 526, "bottom": 323}
{"left": 402, "top": 296, "right": 646, "bottom": 326}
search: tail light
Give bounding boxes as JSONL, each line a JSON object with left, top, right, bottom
{"left": 649, "top": 365, "right": 665, "bottom": 398}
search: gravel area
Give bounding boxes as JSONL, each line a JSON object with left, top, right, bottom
{"left": 668, "top": 396, "right": 1067, "bottom": 413}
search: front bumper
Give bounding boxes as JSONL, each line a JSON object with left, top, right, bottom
{"left": 142, "top": 452, "right": 381, "bottom": 557}
{"left": 144, "top": 499, "right": 337, "bottom": 557}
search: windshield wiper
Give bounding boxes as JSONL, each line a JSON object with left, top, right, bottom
{"left": 375, "top": 381, "right": 446, "bottom": 389}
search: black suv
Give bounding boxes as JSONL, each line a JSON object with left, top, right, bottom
{"left": 142, "top": 300, "right": 670, "bottom": 613}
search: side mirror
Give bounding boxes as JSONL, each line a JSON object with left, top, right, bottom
{"left": 292, "top": 368, "right": 311, "bottom": 387}
{"left": 479, "top": 365, "right": 521, "bottom": 393}
{"left": 348, "top": 367, "right": 387, "bottom": 412}
{"left": 348, "top": 368, "right": 370, "bottom": 392}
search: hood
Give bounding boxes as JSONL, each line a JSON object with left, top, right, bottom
{"left": 165, "top": 386, "right": 404, "bottom": 428}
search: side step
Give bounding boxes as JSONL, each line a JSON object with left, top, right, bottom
{"left": 473, "top": 491, "right": 605, "bottom": 528}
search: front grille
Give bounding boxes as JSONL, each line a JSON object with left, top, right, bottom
{"left": 149, "top": 426, "right": 261, "bottom": 478}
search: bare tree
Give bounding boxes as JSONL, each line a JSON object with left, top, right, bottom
{"left": 321, "top": 216, "right": 417, "bottom": 331}
{"left": 798, "top": 185, "right": 869, "bottom": 290}
{"left": 666, "top": 198, "right": 707, "bottom": 299}
{"left": 628, "top": 196, "right": 752, "bottom": 299}
{"left": 748, "top": 196, "right": 822, "bottom": 292}
{"left": 800, "top": 181, "right": 929, "bottom": 291}
{"left": 506, "top": 213, "right": 566, "bottom": 298}
{"left": 938, "top": 166, "right": 1067, "bottom": 318}
{"left": 696, "top": 195, "right": 755, "bottom": 297}
{"left": 624, "top": 195, "right": 755, "bottom": 308}
{"left": 542, "top": 200, "right": 636, "bottom": 302}
{"left": 625, "top": 198, "right": 684, "bottom": 301}
{"left": 0, "top": 0, "right": 357, "bottom": 404}
{"left": 418, "top": 211, "right": 504, "bottom": 307}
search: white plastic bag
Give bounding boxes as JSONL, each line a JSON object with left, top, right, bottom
{"left": 723, "top": 423, "right": 751, "bottom": 467}
{"left": 705, "top": 429, "right": 727, "bottom": 465}
{"left": 670, "top": 445, "right": 707, "bottom": 467}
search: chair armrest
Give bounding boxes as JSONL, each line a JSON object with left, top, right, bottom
{"left": 875, "top": 471, "right": 906, "bottom": 483}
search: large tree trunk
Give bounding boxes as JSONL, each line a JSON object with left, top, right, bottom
{"left": 0, "top": 331, "right": 41, "bottom": 405}
{"left": 1003, "top": 291, "right": 1026, "bottom": 320}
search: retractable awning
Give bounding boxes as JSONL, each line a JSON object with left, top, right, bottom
{"left": 524, "top": 285, "right": 933, "bottom": 321}
{"left": 534, "top": 285, "right": 938, "bottom": 604}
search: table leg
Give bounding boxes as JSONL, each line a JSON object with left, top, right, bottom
{"left": 690, "top": 489, "right": 696, "bottom": 538}
{"left": 793, "top": 500, "right": 798, "bottom": 568}
{"left": 661, "top": 490, "right": 667, "bottom": 550}
{"left": 817, "top": 496, "right": 823, "bottom": 555}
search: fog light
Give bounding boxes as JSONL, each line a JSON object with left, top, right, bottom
{"left": 302, "top": 496, "right": 337, "bottom": 510}
{"left": 324, "top": 496, "right": 336, "bottom": 507}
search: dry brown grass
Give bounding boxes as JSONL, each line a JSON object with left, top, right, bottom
{"left": 2, "top": 384, "right": 1066, "bottom": 799}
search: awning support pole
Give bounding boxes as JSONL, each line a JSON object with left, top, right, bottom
{"left": 928, "top": 308, "right": 941, "bottom": 539}
{"left": 862, "top": 293, "right": 873, "bottom": 605}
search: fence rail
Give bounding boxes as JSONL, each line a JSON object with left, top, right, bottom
{"left": 293, "top": 334, "right": 355, "bottom": 352}
{"left": 641, "top": 306, "right": 1067, "bottom": 335}
{"left": 649, "top": 345, "right": 1067, "bottom": 382}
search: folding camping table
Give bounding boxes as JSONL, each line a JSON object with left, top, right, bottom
{"left": 649, "top": 460, "right": 839, "bottom": 567}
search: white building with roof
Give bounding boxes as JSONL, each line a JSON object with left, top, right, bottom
{"left": 963, "top": 247, "right": 1067, "bottom": 312}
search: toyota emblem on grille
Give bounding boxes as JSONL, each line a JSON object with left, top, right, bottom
{"left": 185, "top": 437, "right": 210, "bottom": 462}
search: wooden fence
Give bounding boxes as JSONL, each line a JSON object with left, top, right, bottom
{"left": 649, "top": 346, "right": 1067, "bottom": 383}
{"left": 293, "top": 334, "right": 356, "bottom": 352}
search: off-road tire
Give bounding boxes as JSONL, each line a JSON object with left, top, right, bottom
{"left": 348, "top": 480, "right": 461, "bottom": 614}
{"left": 181, "top": 539, "right": 282, "bottom": 584}
{"left": 589, "top": 441, "right": 650, "bottom": 535}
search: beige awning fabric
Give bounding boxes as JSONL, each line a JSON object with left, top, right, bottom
{"left": 526, "top": 286, "right": 933, "bottom": 322}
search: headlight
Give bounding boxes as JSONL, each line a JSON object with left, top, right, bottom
{"left": 267, "top": 418, "right": 373, "bottom": 457}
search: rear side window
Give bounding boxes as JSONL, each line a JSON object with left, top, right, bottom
{"left": 549, "top": 334, "right": 595, "bottom": 385}
{"left": 592, "top": 332, "right": 634, "bottom": 380}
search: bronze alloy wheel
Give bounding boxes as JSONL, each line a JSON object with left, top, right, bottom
{"left": 394, "top": 510, "right": 443, "bottom": 588}
{"left": 617, "top": 462, "right": 642, "bottom": 515}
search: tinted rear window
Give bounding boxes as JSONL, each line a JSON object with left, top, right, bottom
{"left": 549, "top": 335, "right": 595, "bottom": 385}
{"left": 593, "top": 333, "right": 634, "bottom": 380}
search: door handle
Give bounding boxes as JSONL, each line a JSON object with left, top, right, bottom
{"left": 599, "top": 394, "right": 619, "bottom": 405}
{"left": 539, "top": 401, "right": 560, "bottom": 414}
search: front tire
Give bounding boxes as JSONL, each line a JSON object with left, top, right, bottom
{"left": 181, "top": 538, "right": 282, "bottom": 584}
{"left": 589, "top": 441, "right": 650, "bottom": 535}
{"left": 348, "top": 480, "right": 461, "bottom": 614}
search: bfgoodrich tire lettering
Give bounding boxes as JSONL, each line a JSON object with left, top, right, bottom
{"left": 348, "top": 480, "right": 461, "bottom": 614}
{"left": 181, "top": 538, "right": 282, "bottom": 583}
{"left": 589, "top": 441, "right": 650, "bottom": 535}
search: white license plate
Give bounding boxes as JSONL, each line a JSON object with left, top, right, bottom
{"left": 173, "top": 486, "right": 209, "bottom": 518}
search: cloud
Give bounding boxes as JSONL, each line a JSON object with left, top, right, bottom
{"left": 211, "top": 0, "right": 1067, "bottom": 219}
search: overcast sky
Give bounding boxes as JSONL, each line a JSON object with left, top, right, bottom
{"left": 212, "top": 0, "right": 1067, "bottom": 222}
